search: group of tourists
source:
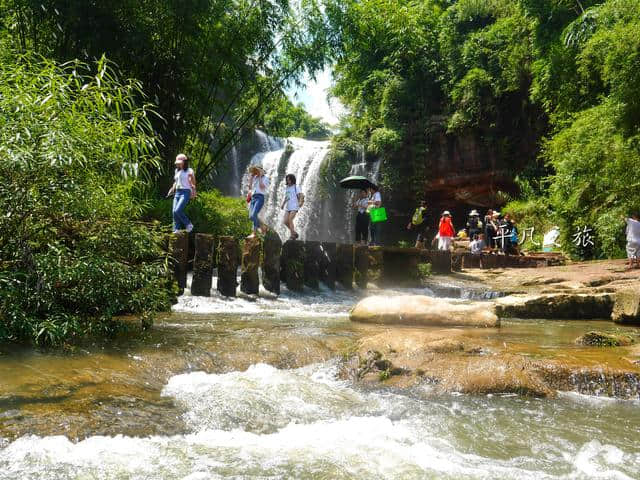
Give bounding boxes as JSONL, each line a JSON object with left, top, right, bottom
{"left": 246, "top": 165, "right": 306, "bottom": 240}
{"left": 169, "top": 155, "right": 304, "bottom": 240}
{"left": 167, "top": 152, "right": 640, "bottom": 270}
{"left": 352, "top": 186, "right": 383, "bottom": 246}
{"left": 407, "top": 204, "right": 521, "bottom": 255}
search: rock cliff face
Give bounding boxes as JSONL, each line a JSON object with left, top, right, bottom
{"left": 381, "top": 116, "right": 541, "bottom": 245}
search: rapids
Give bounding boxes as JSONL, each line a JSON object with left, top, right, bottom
{"left": 1, "top": 281, "right": 640, "bottom": 479}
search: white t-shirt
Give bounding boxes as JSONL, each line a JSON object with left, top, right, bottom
{"left": 356, "top": 197, "right": 368, "bottom": 214}
{"left": 543, "top": 227, "right": 560, "bottom": 247}
{"left": 372, "top": 191, "right": 382, "bottom": 204}
{"left": 470, "top": 239, "right": 484, "bottom": 254}
{"left": 174, "top": 168, "right": 194, "bottom": 190}
{"left": 626, "top": 218, "right": 640, "bottom": 243}
{"left": 252, "top": 175, "right": 270, "bottom": 195}
{"left": 285, "top": 185, "right": 300, "bottom": 211}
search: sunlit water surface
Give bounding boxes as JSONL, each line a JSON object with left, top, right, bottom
{"left": 1, "top": 283, "right": 639, "bottom": 479}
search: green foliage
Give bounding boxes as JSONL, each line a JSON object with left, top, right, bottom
{"left": 2, "top": 0, "right": 332, "bottom": 182}
{"left": 545, "top": 101, "right": 640, "bottom": 258}
{"left": 0, "top": 52, "right": 173, "bottom": 346}
{"left": 144, "top": 190, "right": 252, "bottom": 239}
{"left": 261, "top": 92, "right": 332, "bottom": 139}
{"left": 418, "top": 263, "right": 432, "bottom": 279}
{"left": 327, "top": 0, "right": 640, "bottom": 258}
{"left": 318, "top": 135, "right": 360, "bottom": 195}
{"left": 368, "top": 128, "right": 401, "bottom": 156}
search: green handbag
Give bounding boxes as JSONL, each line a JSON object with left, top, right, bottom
{"left": 370, "top": 207, "right": 388, "bottom": 223}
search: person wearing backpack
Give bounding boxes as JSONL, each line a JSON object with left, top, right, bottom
{"left": 280, "top": 173, "right": 304, "bottom": 240}
{"left": 407, "top": 200, "right": 429, "bottom": 248}
{"left": 466, "top": 209, "right": 483, "bottom": 240}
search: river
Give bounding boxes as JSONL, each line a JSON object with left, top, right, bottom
{"left": 1, "top": 281, "right": 639, "bottom": 479}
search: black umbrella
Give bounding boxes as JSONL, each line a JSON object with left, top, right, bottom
{"left": 339, "top": 175, "right": 376, "bottom": 190}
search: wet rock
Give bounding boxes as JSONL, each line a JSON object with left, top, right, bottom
{"left": 354, "top": 245, "right": 369, "bottom": 289}
{"left": 319, "top": 242, "right": 336, "bottom": 290}
{"left": 241, "top": 236, "right": 261, "bottom": 295}
{"left": 261, "top": 230, "right": 282, "bottom": 295}
{"left": 169, "top": 231, "right": 189, "bottom": 292}
{"left": 336, "top": 244, "right": 354, "bottom": 290}
{"left": 575, "top": 331, "right": 635, "bottom": 347}
{"left": 191, "top": 234, "right": 215, "bottom": 296}
{"left": 611, "top": 287, "right": 640, "bottom": 325}
{"left": 350, "top": 295, "right": 499, "bottom": 327}
{"left": 495, "top": 293, "right": 614, "bottom": 319}
{"left": 217, "top": 236, "right": 239, "bottom": 297}
{"left": 303, "top": 241, "right": 321, "bottom": 290}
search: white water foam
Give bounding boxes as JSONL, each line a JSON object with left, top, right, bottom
{"left": 3, "top": 362, "right": 639, "bottom": 479}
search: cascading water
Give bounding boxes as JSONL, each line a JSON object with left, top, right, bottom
{"left": 233, "top": 130, "right": 380, "bottom": 243}
{"left": 228, "top": 145, "right": 241, "bottom": 197}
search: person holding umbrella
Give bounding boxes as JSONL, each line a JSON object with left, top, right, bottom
{"left": 352, "top": 188, "right": 370, "bottom": 245}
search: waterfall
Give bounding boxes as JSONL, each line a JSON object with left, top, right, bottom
{"left": 221, "top": 129, "right": 380, "bottom": 243}
{"left": 242, "top": 136, "right": 332, "bottom": 241}
{"left": 343, "top": 150, "right": 381, "bottom": 243}
{"left": 229, "top": 145, "right": 241, "bottom": 197}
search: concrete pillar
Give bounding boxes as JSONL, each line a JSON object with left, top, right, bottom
{"left": 354, "top": 245, "right": 369, "bottom": 289}
{"left": 429, "top": 250, "right": 452, "bottom": 274}
{"left": 451, "top": 253, "right": 462, "bottom": 272}
{"left": 217, "top": 236, "right": 239, "bottom": 297}
{"left": 319, "top": 242, "right": 336, "bottom": 290}
{"left": 169, "top": 231, "right": 189, "bottom": 293}
{"left": 283, "top": 240, "right": 304, "bottom": 292}
{"left": 367, "top": 246, "right": 384, "bottom": 285}
{"left": 336, "top": 243, "right": 354, "bottom": 290}
{"left": 241, "top": 236, "right": 261, "bottom": 295}
{"left": 261, "top": 230, "right": 282, "bottom": 295}
{"left": 381, "top": 247, "right": 420, "bottom": 287}
{"left": 191, "top": 234, "right": 215, "bottom": 296}
{"left": 304, "top": 241, "right": 321, "bottom": 290}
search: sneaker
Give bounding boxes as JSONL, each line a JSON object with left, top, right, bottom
{"left": 186, "top": 224, "right": 194, "bottom": 233}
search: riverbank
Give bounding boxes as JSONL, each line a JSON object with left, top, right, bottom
{"left": 346, "top": 259, "right": 640, "bottom": 396}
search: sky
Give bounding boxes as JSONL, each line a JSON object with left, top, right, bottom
{"left": 286, "top": 67, "right": 346, "bottom": 126}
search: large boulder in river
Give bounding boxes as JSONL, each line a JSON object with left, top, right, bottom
{"left": 350, "top": 295, "right": 499, "bottom": 327}
{"left": 495, "top": 293, "right": 614, "bottom": 319}
{"left": 612, "top": 287, "right": 640, "bottom": 325}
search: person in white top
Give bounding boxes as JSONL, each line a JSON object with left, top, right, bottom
{"left": 246, "top": 165, "right": 270, "bottom": 237}
{"left": 367, "top": 185, "right": 382, "bottom": 246}
{"left": 625, "top": 213, "right": 640, "bottom": 269}
{"left": 280, "top": 173, "right": 302, "bottom": 240}
{"left": 469, "top": 233, "right": 485, "bottom": 255}
{"left": 167, "top": 153, "right": 196, "bottom": 233}
{"left": 352, "top": 189, "right": 370, "bottom": 245}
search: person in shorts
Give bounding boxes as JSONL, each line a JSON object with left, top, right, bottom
{"left": 280, "top": 173, "right": 302, "bottom": 240}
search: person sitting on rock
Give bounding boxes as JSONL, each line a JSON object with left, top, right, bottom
{"left": 470, "top": 233, "right": 485, "bottom": 255}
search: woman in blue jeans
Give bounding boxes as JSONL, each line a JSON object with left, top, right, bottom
{"left": 167, "top": 153, "right": 196, "bottom": 233}
{"left": 247, "top": 165, "right": 270, "bottom": 238}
